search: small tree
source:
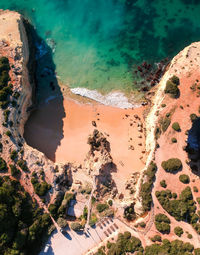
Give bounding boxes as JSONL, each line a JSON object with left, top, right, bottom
{"left": 70, "top": 222, "right": 83, "bottom": 232}
{"left": 161, "top": 158, "right": 182, "bottom": 173}
{"left": 179, "top": 174, "right": 190, "bottom": 184}
{"left": 172, "top": 122, "right": 181, "bottom": 132}
{"left": 174, "top": 226, "right": 183, "bottom": 237}
{"left": 160, "top": 180, "right": 167, "bottom": 188}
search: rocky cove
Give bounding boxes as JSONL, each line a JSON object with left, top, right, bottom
{"left": 1, "top": 8, "right": 200, "bottom": 255}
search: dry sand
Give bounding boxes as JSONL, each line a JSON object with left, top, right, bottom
{"left": 25, "top": 96, "right": 147, "bottom": 194}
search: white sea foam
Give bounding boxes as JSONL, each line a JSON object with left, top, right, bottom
{"left": 70, "top": 87, "right": 137, "bottom": 109}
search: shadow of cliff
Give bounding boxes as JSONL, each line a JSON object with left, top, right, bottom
{"left": 186, "top": 117, "right": 200, "bottom": 176}
{"left": 23, "top": 21, "right": 65, "bottom": 162}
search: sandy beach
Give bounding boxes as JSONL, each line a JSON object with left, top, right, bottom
{"left": 24, "top": 96, "right": 147, "bottom": 194}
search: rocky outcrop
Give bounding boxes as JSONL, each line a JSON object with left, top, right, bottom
{"left": 0, "top": 10, "right": 66, "bottom": 201}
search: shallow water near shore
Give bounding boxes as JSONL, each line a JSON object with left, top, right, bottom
{"left": 1, "top": 0, "right": 200, "bottom": 92}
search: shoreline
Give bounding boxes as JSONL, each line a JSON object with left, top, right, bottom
{"left": 70, "top": 87, "right": 142, "bottom": 109}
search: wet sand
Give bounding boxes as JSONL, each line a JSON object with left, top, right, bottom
{"left": 24, "top": 97, "right": 146, "bottom": 190}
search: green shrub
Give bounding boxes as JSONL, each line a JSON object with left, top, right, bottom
{"left": 172, "top": 192, "right": 177, "bottom": 199}
{"left": 70, "top": 222, "right": 83, "bottom": 231}
{"left": 10, "top": 164, "right": 20, "bottom": 177}
{"left": 179, "top": 174, "right": 190, "bottom": 184}
{"left": 139, "top": 222, "right": 146, "bottom": 228}
{"left": 156, "top": 187, "right": 196, "bottom": 223}
{"left": 155, "top": 213, "right": 171, "bottom": 234}
{"left": 170, "top": 75, "right": 180, "bottom": 85}
{"left": 3, "top": 109, "right": 10, "bottom": 123}
{"left": 187, "top": 233, "right": 193, "bottom": 239}
{"left": 174, "top": 226, "right": 183, "bottom": 237}
{"left": 17, "top": 159, "right": 28, "bottom": 172}
{"left": 164, "top": 79, "right": 179, "bottom": 98}
{"left": 161, "top": 117, "right": 171, "bottom": 132}
{"left": 35, "top": 182, "right": 51, "bottom": 197}
{"left": 0, "top": 157, "right": 8, "bottom": 172}
{"left": 106, "top": 232, "right": 142, "bottom": 254}
{"left": 197, "top": 197, "right": 200, "bottom": 204}
{"left": 10, "top": 150, "right": 18, "bottom": 161}
{"left": 13, "top": 91, "right": 20, "bottom": 99}
{"left": 83, "top": 206, "right": 88, "bottom": 220}
{"left": 0, "top": 142, "right": 3, "bottom": 152}
{"left": 108, "top": 200, "right": 113, "bottom": 206}
{"left": 160, "top": 180, "right": 167, "bottom": 188}
{"left": 57, "top": 192, "right": 74, "bottom": 217}
{"left": 190, "top": 113, "right": 198, "bottom": 122}
{"left": 140, "top": 162, "right": 157, "bottom": 212}
{"left": 150, "top": 235, "right": 162, "bottom": 242}
{"left": 5, "top": 130, "right": 12, "bottom": 137}
{"left": 0, "top": 176, "right": 51, "bottom": 254}
{"left": 193, "top": 186, "right": 198, "bottom": 192}
{"left": 57, "top": 217, "right": 68, "bottom": 229}
{"left": 161, "top": 158, "right": 182, "bottom": 173}
{"left": 89, "top": 213, "right": 97, "bottom": 226}
{"left": 124, "top": 204, "right": 136, "bottom": 220}
{"left": 171, "top": 137, "right": 177, "bottom": 143}
{"left": 172, "top": 122, "right": 181, "bottom": 131}
{"left": 96, "top": 203, "right": 108, "bottom": 213}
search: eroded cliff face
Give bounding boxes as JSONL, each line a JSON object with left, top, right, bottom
{"left": 0, "top": 10, "right": 66, "bottom": 201}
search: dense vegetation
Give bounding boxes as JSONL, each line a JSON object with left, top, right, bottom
{"left": 94, "top": 232, "right": 199, "bottom": 255}
{"left": 0, "top": 157, "right": 8, "bottom": 172}
{"left": 155, "top": 213, "right": 171, "bottom": 234}
{"left": 156, "top": 187, "right": 200, "bottom": 234}
{"left": 96, "top": 203, "right": 109, "bottom": 213}
{"left": 95, "top": 232, "right": 143, "bottom": 255}
{"left": 124, "top": 203, "right": 136, "bottom": 221}
{"left": 140, "top": 162, "right": 157, "bottom": 212}
{"left": 31, "top": 177, "right": 51, "bottom": 197}
{"left": 161, "top": 158, "right": 182, "bottom": 173}
{"left": 0, "top": 176, "right": 52, "bottom": 255}
{"left": 0, "top": 57, "right": 13, "bottom": 109}
{"left": 49, "top": 192, "right": 74, "bottom": 219}
{"left": 164, "top": 75, "right": 180, "bottom": 98}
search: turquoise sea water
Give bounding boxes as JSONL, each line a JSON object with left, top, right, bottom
{"left": 1, "top": 0, "right": 200, "bottom": 92}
